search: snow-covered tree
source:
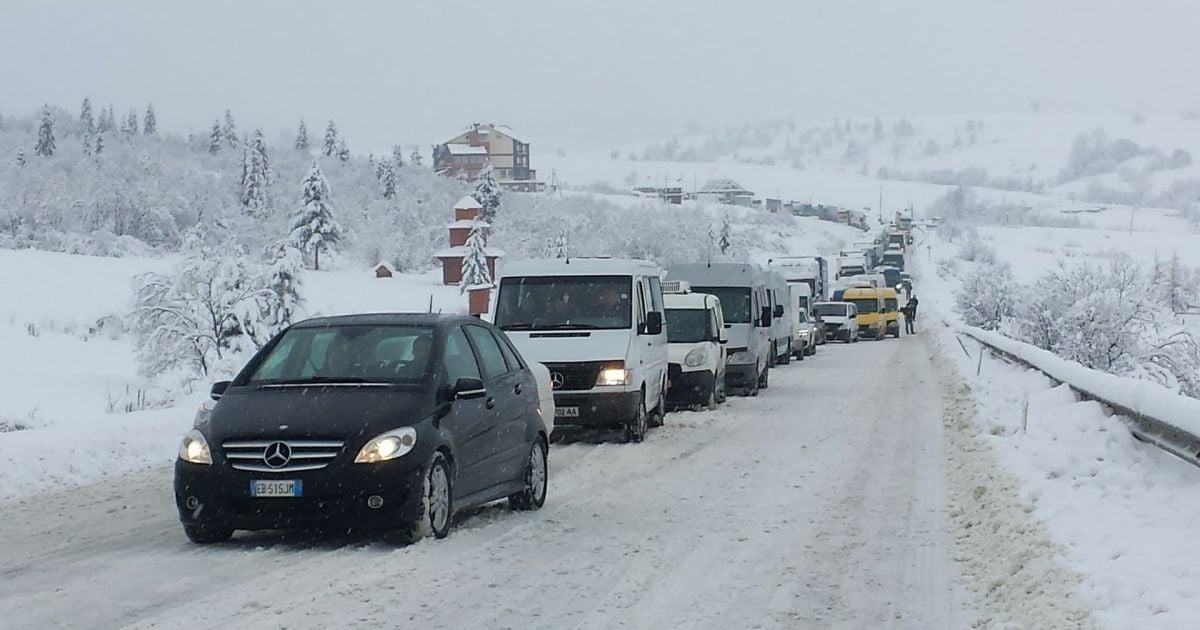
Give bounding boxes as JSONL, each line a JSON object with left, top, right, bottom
{"left": 380, "top": 159, "right": 397, "bottom": 199}
{"left": 718, "top": 214, "right": 732, "bottom": 254}
{"left": 96, "top": 105, "right": 114, "bottom": 133}
{"left": 460, "top": 220, "right": 492, "bottom": 293}
{"left": 123, "top": 109, "right": 139, "bottom": 137}
{"left": 336, "top": 138, "right": 350, "bottom": 163}
{"left": 955, "top": 264, "right": 1014, "bottom": 330}
{"left": 410, "top": 147, "right": 423, "bottom": 167}
{"left": 82, "top": 132, "right": 93, "bottom": 156}
{"left": 143, "top": 103, "right": 157, "bottom": 135}
{"left": 79, "top": 97, "right": 94, "bottom": 134}
{"left": 207, "top": 120, "right": 222, "bottom": 154}
{"left": 260, "top": 243, "right": 305, "bottom": 339}
{"left": 391, "top": 144, "right": 405, "bottom": 168}
{"left": 35, "top": 105, "right": 55, "bottom": 157}
{"left": 294, "top": 119, "right": 309, "bottom": 153}
{"left": 289, "top": 161, "right": 343, "bottom": 270}
{"left": 323, "top": 120, "right": 338, "bottom": 156}
{"left": 474, "top": 161, "right": 502, "bottom": 221}
{"left": 553, "top": 227, "right": 568, "bottom": 259}
{"left": 15, "top": 148, "right": 26, "bottom": 167}
{"left": 222, "top": 110, "right": 238, "bottom": 148}
{"left": 240, "top": 129, "right": 272, "bottom": 214}
{"left": 94, "top": 130, "right": 105, "bottom": 156}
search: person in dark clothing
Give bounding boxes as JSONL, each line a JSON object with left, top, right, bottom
{"left": 903, "top": 296, "right": 919, "bottom": 334}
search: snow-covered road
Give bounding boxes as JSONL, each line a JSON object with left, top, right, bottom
{"left": 2, "top": 336, "right": 981, "bottom": 629}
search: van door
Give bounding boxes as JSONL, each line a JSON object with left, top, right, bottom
{"left": 645, "top": 275, "right": 668, "bottom": 410}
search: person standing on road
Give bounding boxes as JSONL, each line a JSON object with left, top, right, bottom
{"left": 903, "top": 296, "right": 919, "bottom": 334}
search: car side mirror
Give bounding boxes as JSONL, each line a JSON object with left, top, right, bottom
{"left": 453, "top": 377, "right": 486, "bottom": 399}
{"left": 773, "top": 304, "right": 784, "bottom": 318}
{"left": 643, "top": 311, "right": 663, "bottom": 335}
{"left": 759, "top": 307, "right": 772, "bottom": 327}
{"left": 210, "top": 380, "right": 231, "bottom": 401}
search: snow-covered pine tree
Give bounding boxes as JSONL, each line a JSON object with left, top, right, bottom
{"left": 410, "top": 147, "right": 423, "bottom": 166}
{"left": 718, "top": 214, "right": 732, "bottom": 254}
{"left": 460, "top": 220, "right": 492, "bottom": 293}
{"left": 336, "top": 138, "right": 350, "bottom": 163}
{"left": 295, "top": 119, "right": 309, "bottom": 153}
{"left": 143, "top": 103, "right": 156, "bottom": 135}
{"left": 323, "top": 120, "right": 338, "bottom": 156}
{"left": 207, "top": 120, "right": 222, "bottom": 154}
{"left": 35, "top": 105, "right": 55, "bottom": 157}
{"left": 372, "top": 155, "right": 385, "bottom": 181}
{"left": 80, "top": 97, "right": 94, "bottom": 134}
{"left": 261, "top": 243, "right": 305, "bottom": 337}
{"left": 124, "top": 109, "right": 139, "bottom": 137}
{"left": 222, "top": 109, "right": 238, "bottom": 148}
{"left": 553, "top": 227, "right": 568, "bottom": 259}
{"left": 94, "top": 131, "right": 105, "bottom": 155}
{"left": 241, "top": 129, "right": 272, "bottom": 214}
{"left": 392, "top": 145, "right": 405, "bottom": 168}
{"left": 381, "top": 159, "right": 397, "bottom": 199}
{"left": 289, "top": 161, "right": 343, "bottom": 270}
{"left": 16, "top": 148, "right": 26, "bottom": 166}
{"left": 82, "top": 131, "right": 93, "bottom": 156}
{"left": 474, "top": 161, "right": 502, "bottom": 221}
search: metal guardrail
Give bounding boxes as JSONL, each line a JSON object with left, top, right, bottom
{"left": 958, "top": 328, "right": 1200, "bottom": 468}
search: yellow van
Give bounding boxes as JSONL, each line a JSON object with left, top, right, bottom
{"left": 842, "top": 286, "right": 886, "bottom": 340}
{"left": 880, "top": 287, "right": 900, "bottom": 338}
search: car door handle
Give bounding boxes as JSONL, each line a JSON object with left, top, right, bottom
{"left": 514, "top": 382, "right": 523, "bottom": 395}
{"left": 486, "top": 397, "right": 496, "bottom": 409}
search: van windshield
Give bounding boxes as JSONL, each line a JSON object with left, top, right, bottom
{"left": 691, "top": 286, "right": 752, "bottom": 323}
{"left": 814, "top": 303, "right": 848, "bottom": 317}
{"left": 849, "top": 299, "right": 878, "bottom": 314}
{"left": 666, "top": 309, "right": 709, "bottom": 343}
{"left": 495, "top": 275, "right": 632, "bottom": 331}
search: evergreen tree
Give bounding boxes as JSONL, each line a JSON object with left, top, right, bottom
{"left": 336, "top": 138, "right": 350, "bottom": 162}
{"left": 241, "top": 129, "right": 272, "bottom": 214}
{"left": 289, "top": 161, "right": 343, "bottom": 270}
{"left": 82, "top": 131, "right": 93, "bottom": 156}
{"left": 208, "top": 120, "right": 222, "bottom": 154}
{"left": 222, "top": 109, "right": 238, "bottom": 148}
{"left": 80, "top": 97, "right": 94, "bottom": 134}
{"left": 97, "top": 105, "right": 114, "bottom": 133}
{"left": 95, "top": 131, "right": 105, "bottom": 155}
{"left": 392, "top": 144, "right": 405, "bottom": 167}
{"left": 35, "top": 105, "right": 56, "bottom": 157}
{"left": 381, "top": 159, "right": 397, "bottom": 199}
{"left": 261, "top": 242, "right": 305, "bottom": 335}
{"left": 294, "top": 119, "right": 309, "bottom": 153}
{"left": 474, "top": 161, "right": 502, "bottom": 222}
{"left": 410, "top": 147, "right": 423, "bottom": 166}
{"left": 372, "top": 155, "right": 385, "bottom": 181}
{"left": 718, "top": 214, "right": 732, "bottom": 254}
{"left": 460, "top": 220, "right": 492, "bottom": 293}
{"left": 16, "top": 147, "right": 25, "bottom": 167}
{"left": 323, "top": 120, "right": 338, "bottom": 156}
{"left": 143, "top": 103, "right": 157, "bottom": 135}
{"left": 553, "top": 227, "right": 568, "bottom": 259}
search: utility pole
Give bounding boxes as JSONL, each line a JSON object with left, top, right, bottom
{"left": 878, "top": 186, "right": 883, "bottom": 223}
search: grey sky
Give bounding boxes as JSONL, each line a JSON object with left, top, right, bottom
{"left": 3, "top": 0, "right": 1198, "bottom": 149}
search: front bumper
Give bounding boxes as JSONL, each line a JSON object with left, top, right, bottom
{"left": 667, "top": 364, "right": 715, "bottom": 405}
{"left": 552, "top": 391, "right": 642, "bottom": 429}
{"left": 725, "top": 362, "right": 757, "bottom": 390}
{"left": 791, "top": 334, "right": 813, "bottom": 352}
{"left": 174, "top": 458, "right": 425, "bottom": 531}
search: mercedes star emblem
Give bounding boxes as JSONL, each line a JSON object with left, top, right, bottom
{"left": 263, "top": 441, "right": 292, "bottom": 468}
{"left": 550, "top": 372, "right": 565, "bottom": 390}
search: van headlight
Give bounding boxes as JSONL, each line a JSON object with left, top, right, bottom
{"left": 596, "top": 362, "right": 631, "bottom": 386}
{"left": 729, "top": 350, "right": 754, "bottom": 364}
{"left": 355, "top": 427, "right": 418, "bottom": 464}
{"left": 684, "top": 347, "right": 708, "bottom": 367}
{"left": 178, "top": 429, "right": 212, "bottom": 465}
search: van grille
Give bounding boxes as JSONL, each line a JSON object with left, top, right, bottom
{"left": 542, "top": 361, "right": 605, "bottom": 391}
{"left": 221, "top": 438, "right": 345, "bottom": 473}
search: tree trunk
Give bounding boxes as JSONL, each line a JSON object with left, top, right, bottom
{"left": 314, "top": 248, "right": 320, "bottom": 271}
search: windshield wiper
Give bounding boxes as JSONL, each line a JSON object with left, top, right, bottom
{"left": 502, "top": 323, "right": 535, "bottom": 330}
{"left": 255, "top": 376, "right": 394, "bottom": 388}
{"left": 535, "top": 322, "right": 601, "bottom": 330}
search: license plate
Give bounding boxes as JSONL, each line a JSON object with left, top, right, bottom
{"left": 250, "top": 480, "right": 302, "bottom": 497}
{"left": 555, "top": 406, "right": 579, "bottom": 418}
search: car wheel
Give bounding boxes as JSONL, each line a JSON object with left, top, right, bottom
{"left": 183, "top": 525, "right": 233, "bottom": 544}
{"left": 779, "top": 346, "right": 791, "bottom": 365}
{"left": 648, "top": 386, "right": 666, "bottom": 428}
{"left": 704, "top": 374, "right": 719, "bottom": 410}
{"left": 624, "top": 394, "right": 648, "bottom": 443}
{"left": 716, "top": 372, "right": 728, "bottom": 403}
{"left": 748, "top": 368, "right": 760, "bottom": 397}
{"left": 509, "top": 439, "right": 548, "bottom": 511}
{"left": 401, "top": 453, "right": 453, "bottom": 543}
{"left": 758, "top": 365, "right": 770, "bottom": 390}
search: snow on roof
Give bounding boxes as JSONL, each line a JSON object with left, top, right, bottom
{"left": 492, "top": 124, "right": 524, "bottom": 142}
{"left": 454, "top": 195, "right": 483, "bottom": 210}
{"left": 446, "top": 144, "right": 488, "bottom": 155}
{"left": 697, "top": 178, "right": 753, "bottom": 195}
{"left": 499, "top": 257, "right": 661, "bottom": 278}
{"left": 442, "top": 123, "right": 526, "bottom": 145}
{"left": 668, "top": 262, "right": 767, "bottom": 287}
{"left": 374, "top": 261, "right": 396, "bottom": 272}
{"left": 434, "top": 246, "right": 505, "bottom": 258}
{"left": 447, "top": 218, "right": 489, "bottom": 229}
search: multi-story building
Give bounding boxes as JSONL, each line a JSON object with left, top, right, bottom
{"left": 433, "top": 123, "right": 539, "bottom": 190}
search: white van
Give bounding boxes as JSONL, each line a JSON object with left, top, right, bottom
{"left": 814, "top": 301, "right": 860, "bottom": 342}
{"left": 493, "top": 258, "right": 668, "bottom": 443}
{"left": 662, "top": 281, "right": 727, "bottom": 409}
{"left": 668, "top": 263, "right": 772, "bottom": 396}
{"left": 837, "top": 254, "right": 867, "bottom": 278}
{"left": 764, "top": 270, "right": 794, "bottom": 367}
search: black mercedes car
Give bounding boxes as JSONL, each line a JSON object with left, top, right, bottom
{"left": 174, "top": 313, "right": 549, "bottom": 543}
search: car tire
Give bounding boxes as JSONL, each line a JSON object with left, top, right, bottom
{"left": 779, "top": 346, "right": 791, "bottom": 365}
{"left": 748, "top": 368, "right": 760, "bottom": 397}
{"left": 401, "top": 453, "right": 453, "bottom": 543}
{"left": 183, "top": 525, "right": 233, "bottom": 544}
{"left": 704, "top": 376, "right": 719, "bottom": 410}
{"left": 624, "top": 394, "right": 648, "bottom": 443}
{"left": 715, "top": 372, "right": 727, "bottom": 403}
{"left": 648, "top": 386, "right": 666, "bottom": 428}
{"left": 758, "top": 365, "right": 769, "bottom": 390}
{"left": 509, "top": 439, "right": 548, "bottom": 511}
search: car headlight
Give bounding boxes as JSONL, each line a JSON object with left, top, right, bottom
{"left": 684, "top": 347, "right": 708, "bottom": 367}
{"left": 192, "top": 399, "right": 215, "bottom": 428}
{"left": 355, "top": 427, "right": 418, "bottom": 464}
{"left": 729, "top": 350, "right": 754, "bottom": 364}
{"left": 178, "top": 429, "right": 212, "bottom": 465}
{"left": 795, "top": 329, "right": 810, "bottom": 338}
{"left": 596, "top": 363, "right": 631, "bottom": 386}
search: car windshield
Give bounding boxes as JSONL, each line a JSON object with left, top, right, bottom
{"left": 849, "top": 299, "right": 878, "bottom": 314}
{"left": 666, "top": 308, "right": 709, "bottom": 343}
{"left": 692, "top": 286, "right": 752, "bottom": 323}
{"left": 885, "top": 298, "right": 898, "bottom": 311}
{"left": 247, "top": 325, "right": 435, "bottom": 384}
{"left": 495, "top": 275, "right": 632, "bottom": 331}
{"left": 814, "top": 303, "right": 848, "bottom": 317}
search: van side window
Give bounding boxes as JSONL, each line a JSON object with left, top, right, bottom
{"left": 648, "top": 276, "right": 664, "bottom": 314}
{"left": 636, "top": 281, "right": 647, "bottom": 328}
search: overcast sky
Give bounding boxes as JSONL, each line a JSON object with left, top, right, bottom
{"left": 3, "top": 0, "right": 1199, "bottom": 150}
